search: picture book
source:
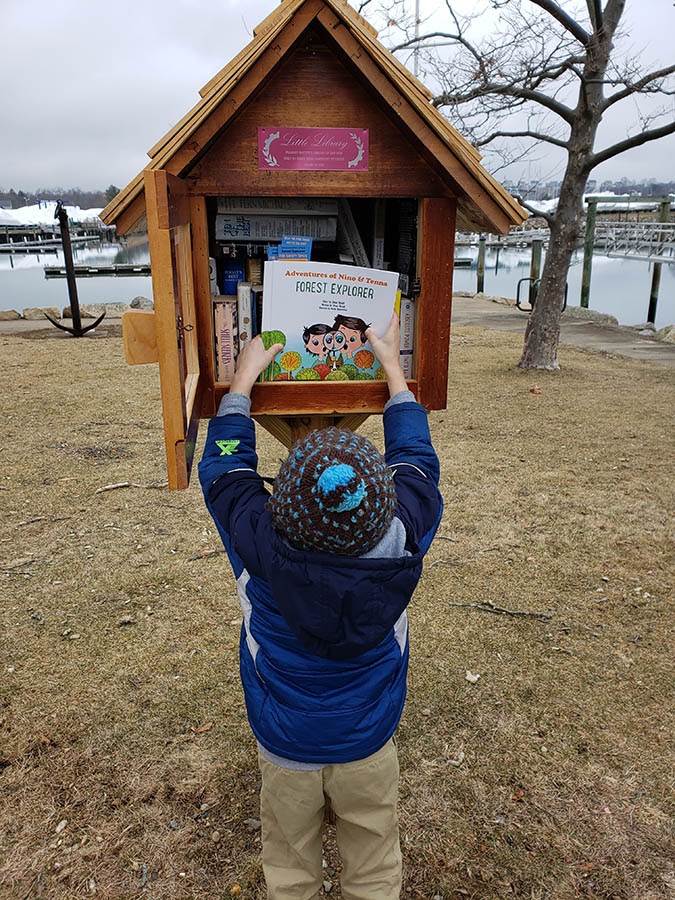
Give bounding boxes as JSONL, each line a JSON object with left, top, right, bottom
{"left": 260, "top": 261, "right": 400, "bottom": 382}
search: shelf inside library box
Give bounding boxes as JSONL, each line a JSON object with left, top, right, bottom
{"left": 212, "top": 378, "right": 419, "bottom": 417}
{"left": 205, "top": 196, "right": 420, "bottom": 421}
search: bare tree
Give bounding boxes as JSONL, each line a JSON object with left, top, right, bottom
{"left": 380, "top": 0, "right": 675, "bottom": 369}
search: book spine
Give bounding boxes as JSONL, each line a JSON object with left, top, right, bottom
{"left": 208, "top": 257, "right": 219, "bottom": 296}
{"left": 372, "top": 199, "right": 386, "bottom": 269}
{"left": 216, "top": 198, "right": 338, "bottom": 216}
{"left": 251, "top": 285, "right": 263, "bottom": 337}
{"left": 246, "top": 257, "right": 263, "bottom": 283}
{"left": 336, "top": 199, "right": 371, "bottom": 267}
{"left": 237, "top": 282, "right": 254, "bottom": 352}
{"left": 215, "top": 215, "right": 337, "bottom": 241}
{"left": 222, "top": 260, "right": 246, "bottom": 294}
{"left": 399, "top": 297, "right": 415, "bottom": 378}
{"left": 213, "top": 297, "right": 239, "bottom": 382}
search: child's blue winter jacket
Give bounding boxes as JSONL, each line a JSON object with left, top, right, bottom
{"left": 199, "top": 398, "right": 442, "bottom": 764}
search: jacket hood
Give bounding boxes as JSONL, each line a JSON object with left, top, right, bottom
{"left": 259, "top": 515, "right": 422, "bottom": 660}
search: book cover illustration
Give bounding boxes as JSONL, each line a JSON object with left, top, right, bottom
{"left": 260, "top": 261, "right": 399, "bottom": 382}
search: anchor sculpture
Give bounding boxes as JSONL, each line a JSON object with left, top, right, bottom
{"left": 44, "top": 201, "right": 106, "bottom": 336}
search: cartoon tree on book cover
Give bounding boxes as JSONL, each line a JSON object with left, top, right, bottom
{"left": 261, "top": 262, "right": 399, "bottom": 382}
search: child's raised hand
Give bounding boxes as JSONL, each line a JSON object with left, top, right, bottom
{"left": 230, "top": 336, "right": 283, "bottom": 396}
{"left": 366, "top": 313, "right": 408, "bottom": 397}
{"left": 366, "top": 313, "right": 401, "bottom": 372}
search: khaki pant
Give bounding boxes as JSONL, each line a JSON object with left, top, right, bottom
{"left": 258, "top": 739, "right": 402, "bottom": 900}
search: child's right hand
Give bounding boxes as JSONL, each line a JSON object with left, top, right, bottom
{"left": 366, "top": 313, "right": 401, "bottom": 372}
{"left": 366, "top": 313, "right": 408, "bottom": 397}
{"left": 230, "top": 336, "right": 283, "bottom": 396}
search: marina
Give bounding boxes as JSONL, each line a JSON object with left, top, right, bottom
{"left": 1, "top": 240, "right": 672, "bottom": 330}
{"left": 44, "top": 263, "right": 151, "bottom": 278}
{"left": 0, "top": 222, "right": 114, "bottom": 253}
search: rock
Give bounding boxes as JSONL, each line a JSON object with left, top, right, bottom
{"left": 55, "top": 819, "right": 68, "bottom": 834}
{"left": 562, "top": 306, "right": 618, "bottom": 325}
{"left": 244, "top": 817, "right": 262, "bottom": 831}
{"left": 23, "top": 306, "right": 60, "bottom": 320}
{"left": 62, "top": 302, "right": 130, "bottom": 318}
{"left": 323, "top": 881, "right": 333, "bottom": 893}
{"left": 117, "top": 615, "right": 135, "bottom": 626}
{"left": 130, "top": 296, "right": 153, "bottom": 310}
{"left": 0, "top": 309, "right": 21, "bottom": 320}
{"left": 655, "top": 324, "right": 675, "bottom": 344}
{"left": 211, "top": 831, "right": 221, "bottom": 843}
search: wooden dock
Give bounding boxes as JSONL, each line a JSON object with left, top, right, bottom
{"left": 0, "top": 235, "right": 105, "bottom": 254}
{"left": 44, "top": 263, "right": 151, "bottom": 278}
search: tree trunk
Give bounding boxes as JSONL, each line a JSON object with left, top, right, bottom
{"left": 518, "top": 176, "right": 586, "bottom": 370}
{"left": 518, "top": 51, "right": 615, "bottom": 367}
{"left": 517, "top": 6, "right": 622, "bottom": 371}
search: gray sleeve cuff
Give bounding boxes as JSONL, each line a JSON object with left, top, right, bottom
{"left": 217, "top": 393, "right": 252, "bottom": 418}
{"left": 384, "top": 389, "right": 416, "bottom": 411}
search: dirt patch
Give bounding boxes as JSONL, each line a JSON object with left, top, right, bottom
{"left": 0, "top": 327, "right": 673, "bottom": 898}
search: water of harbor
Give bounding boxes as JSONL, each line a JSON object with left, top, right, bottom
{"left": 452, "top": 246, "right": 674, "bottom": 329}
{"left": 0, "top": 241, "right": 673, "bottom": 329}
{"left": 0, "top": 241, "right": 153, "bottom": 313}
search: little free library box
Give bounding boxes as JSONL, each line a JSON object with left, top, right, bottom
{"left": 101, "top": 0, "right": 525, "bottom": 489}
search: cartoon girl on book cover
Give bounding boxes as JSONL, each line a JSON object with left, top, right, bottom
{"left": 303, "top": 323, "right": 332, "bottom": 362}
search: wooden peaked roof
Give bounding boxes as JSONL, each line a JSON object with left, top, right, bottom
{"left": 101, "top": 0, "right": 526, "bottom": 233}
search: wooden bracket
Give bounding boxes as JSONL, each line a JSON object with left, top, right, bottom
{"left": 122, "top": 309, "right": 158, "bottom": 365}
{"left": 254, "top": 413, "right": 372, "bottom": 449}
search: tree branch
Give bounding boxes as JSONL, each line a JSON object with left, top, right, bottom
{"left": 515, "top": 196, "right": 554, "bottom": 224}
{"left": 527, "top": 0, "right": 590, "bottom": 46}
{"left": 390, "top": 30, "right": 460, "bottom": 53}
{"left": 476, "top": 130, "right": 569, "bottom": 150}
{"left": 586, "top": 0, "right": 603, "bottom": 31}
{"left": 590, "top": 120, "right": 675, "bottom": 169}
{"left": 601, "top": 64, "right": 675, "bottom": 110}
{"left": 435, "top": 83, "right": 576, "bottom": 124}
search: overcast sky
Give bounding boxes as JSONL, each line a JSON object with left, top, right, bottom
{"left": 3, "top": 0, "right": 673, "bottom": 194}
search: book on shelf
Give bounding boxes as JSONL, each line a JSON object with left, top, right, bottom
{"left": 216, "top": 197, "right": 338, "bottom": 217}
{"left": 259, "top": 261, "right": 399, "bottom": 382}
{"left": 214, "top": 214, "right": 337, "bottom": 242}
{"left": 236, "top": 282, "right": 254, "bottom": 353}
{"left": 245, "top": 257, "right": 263, "bottom": 284}
{"left": 213, "top": 296, "right": 239, "bottom": 382}
{"left": 372, "top": 199, "right": 386, "bottom": 269}
{"left": 251, "top": 285, "right": 263, "bottom": 338}
{"left": 398, "top": 296, "right": 415, "bottom": 378}
{"left": 336, "top": 199, "right": 370, "bottom": 267}
{"left": 208, "top": 257, "right": 219, "bottom": 295}
{"left": 222, "top": 259, "right": 246, "bottom": 294}
{"left": 268, "top": 234, "right": 313, "bottom": 261}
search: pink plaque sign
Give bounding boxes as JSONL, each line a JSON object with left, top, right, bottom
{"left": 258, "top": 127, "right": 368, "bottom": 171}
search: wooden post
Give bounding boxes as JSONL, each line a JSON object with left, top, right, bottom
{"left": 476, "top": 235, "right": 486, "bottom": 293}
{"left": 647, "top": 200, "right": 671, "bottom": 325}
{"left": 580, "top": 198, "right": 598, "bottom": 309}
{"left": 416, "top": 197, "right": 456, "bottom": 410}
{"left": 529, "top": 238, "right": 543, "bottom": 305}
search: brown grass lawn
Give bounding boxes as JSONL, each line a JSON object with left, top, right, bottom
{"left": 0, "top": 324, "right": 673, "bottom": 899}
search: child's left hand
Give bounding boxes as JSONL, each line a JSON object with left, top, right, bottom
{"left": 230, "top": 336, "right": 283, "bottom": 396}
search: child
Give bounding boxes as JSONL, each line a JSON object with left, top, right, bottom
{"left": 199, "top": 314, "right": 443, "bottom": 900}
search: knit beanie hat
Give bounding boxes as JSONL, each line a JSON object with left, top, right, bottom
{"left": 269, "top": 428, "right": 397, "bottom": 556}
